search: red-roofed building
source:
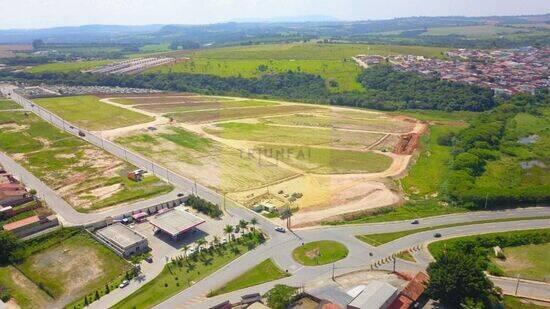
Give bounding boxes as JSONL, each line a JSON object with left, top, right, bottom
{"left": 3, "top": 215, "right": 59, "bottom": 238}
{"left": 389, "top": 272, "right": 429, "bottom": 309}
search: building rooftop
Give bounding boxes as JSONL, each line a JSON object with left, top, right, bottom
{"left": 148, "top": 207, "right": 205, "bottom": 237}
{"left": 348, "top": 281, "right": 397, "bottom": 309}
{"left": 96, "top": 222, "right": 147, "bottom": 248}
{"left": 3, "top": 215, "right": 40, "bottom": 231}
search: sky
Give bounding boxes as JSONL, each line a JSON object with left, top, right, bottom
{"left": 0, "top": 0, "right": 549, "bottom": 29}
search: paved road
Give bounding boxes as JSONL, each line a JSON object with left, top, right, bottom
{"left": 2, "top": 86, "right": 549, "bottom": 307}
{"left": 158, "top": 217, "right": 550, "bottom": 308}
{"left": 488, "top": 276, "right": 550, "bottom": 302}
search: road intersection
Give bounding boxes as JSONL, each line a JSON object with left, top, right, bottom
{"left": 2, "top": 85, "right": 549, "bottom": 308}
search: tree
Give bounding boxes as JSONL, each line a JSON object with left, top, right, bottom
{"left": 0, "top": 231, "right": 18, "bottom": 264}
{"left": 223, "top": 225, "right": 234, "bottom": 242}
{"left": 426, "top": 251, "right": 494, "bottom": 307}
{"left": 32, "top": 39, "right": 44, "bottom": 50}
{"left": 238, "top": 220, "right": 249, "bottom": 233}
{"left": 182, "top": 245, "right": 190, "bottom": 261}
{"left": 212, "top": 236, "right": 220, "bottom": 248}
{"left": 265, "top": 284, "right": 296, "bottom": 309}
{"left": 250, "top": 218, "right": 258, "bottom": 233}
{"left": 196, "top": 238, "right": 207, "bottom": 256}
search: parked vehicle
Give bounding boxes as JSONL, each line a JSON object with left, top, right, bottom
{"left": 433, "top": 233, "right": 442, "bottom": 238}
{"left": 119, "top": 280, "right": 130, "bottom": 288}
{"left": 411, "top": 219, "right": 419, "bottom": 224}
{"left": 275, "top": 226, "right": 286, "bottom": 233}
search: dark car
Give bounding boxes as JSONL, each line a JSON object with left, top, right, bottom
{"left": 433, "top": 233, "right": 442, "bottom": 238}
{"left": 411, "top": 219, "right": 419, "bottom": 224}
{"left": 78, "top": 130, "right": 86, "bottom": 137}
{"left": 145, "top": 256, "right": 153, "bottom": 263}
{"left": 177, "top": 193, "right": 185, "bottom": 197}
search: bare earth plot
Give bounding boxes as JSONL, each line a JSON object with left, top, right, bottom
{"left": 0, "top": 108, "right": 172, "bottom": 212}
{"left": 106, "top": 94, "right": 426, "bottom": 226}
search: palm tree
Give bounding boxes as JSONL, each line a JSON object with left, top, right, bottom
{"left": 239, "top": 220, "right": 249, "bottom": 233}
{"left": 250, "top": 218, "right": 258, "bottom": 234}
{"left": 196, "top": 238, "right": 207, "bottom": 256}
{"left": 212, "top": 236, "right": 220, "bottom": 248}
{"left": 182, "top": 245, "right": 189, "bottom": 258}
{"left": 224, "top": 225, "right": 234, "bottom": 242}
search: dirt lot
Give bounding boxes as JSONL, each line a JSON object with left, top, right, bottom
{"left": 108, "top": 94, "right": 425, "bottom": 226}
{"left": 0, "top": 44, "right": 32, "bottom": 58}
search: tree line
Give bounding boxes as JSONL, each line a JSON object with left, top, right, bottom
{"left": 1, "top": 65, "right": 498, "bottom": 112}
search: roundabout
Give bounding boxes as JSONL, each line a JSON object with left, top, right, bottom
{"left": 292, "top": 240, "right": 349, "bottom": 266}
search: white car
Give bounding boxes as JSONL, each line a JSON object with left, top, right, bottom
{"left": 275, "top": 226, "right": 286, "bottom": 233}
{"left": 119, "top": 280, "right": 130, "bottom": 288}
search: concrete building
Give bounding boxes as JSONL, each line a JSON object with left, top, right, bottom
{"left": 148, "top": 207, "right": 205, "bottom": 239}
{"left": 347, "top": 281, "right": 398, "bottom": 309}
{"left": 95, "top": 223, "right": 149, "bottom": 257}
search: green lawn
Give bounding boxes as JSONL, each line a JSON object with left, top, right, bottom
{"left": 255, "top": 144, "right": 392, "bottom": 174}
{"left": 27, "top": 60, "right": 112, "bottom": 73}
{"left": 423, "top": 25, "right": 525, "bottom": 38}
{"left": 502, "top": 296, "right": 548, "bottom": 309}
{"left": 356, "top": 216, "right": 550, "bottom": 246}
{"left": 112, "top": 234, "right": 265, "bottom": 309}
{"left": 492, "top": 243, "right": 550, "bottom": 282}
{"left": 292, "top": 241, "right": 348, "bottom": 266}
{"left": 0, "top": 99, "right": 20, "bottom": 110}
{"left": 149, "top": 42, "right": 448, "bottom": 93}
{"left": 34, "top": 95, "right": 153, "bottom": 130}
{"left": 208, "top": 259, "right": 289, "bottom": 296}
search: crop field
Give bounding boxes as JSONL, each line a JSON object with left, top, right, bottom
{"left": 0, "top": 229, "right": 131, "bottom": 308}
{"left": 34, "top": 95, "right": 154, "bottom": 131}
{"left": 148, "top": 42, "right": 449, "bottom": 92}
{"left": 0, "top": 110, "right": 172, "bottom": 211}
{"left": 111, "top": 93, "right": 425, "bottom": 225}
{"left": 27, "top": 59, "right": 113, "bottom": 73}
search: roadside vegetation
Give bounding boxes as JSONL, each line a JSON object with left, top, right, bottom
{"left": 208, "top": 259, "right": 289, "bottom": 296}
{"left": 292, "top": 241, "right": 348, "bottom": 266}
{"left": 112, "top": 231, "right": 266, "bottom": 309}
{"left": 0, "top": 99, "right": 20, "bottom": 110}
{"left": 356, "top": 216, "right": 550, "bottom": 246}
{"left": 428, "top": 229, "right": 550, "bottom": 281}
{"left": 34, "top": 95, "right": 153, "bottom": 130}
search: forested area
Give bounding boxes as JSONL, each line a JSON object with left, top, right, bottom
{"left": 0, "top": 65, "right": 497, "bottom": 112}
{"left": 441, "top": 90, "right": 549, "bottom": 208}
{"left": 357, "top": 65, "right": 496, "bottom": 111}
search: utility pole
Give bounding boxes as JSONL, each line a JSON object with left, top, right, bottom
{"left": 515, "top": 274, "right": 520, "bottom": 295}
{"left": 393, "top": 256, "right": 396, "bottom": 273}
{"left": 485, "top": 193, "right": 489, "bottom": 209}
{"left": 332, "top": 263, "right": 335, "bottom": 281}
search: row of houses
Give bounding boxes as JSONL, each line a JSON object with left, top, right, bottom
{"left": 0, "top": 168, "right": 34, "bottom": 214}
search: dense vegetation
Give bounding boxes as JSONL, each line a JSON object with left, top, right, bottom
{"left": 426, "top": 251, "right": 497, "bottom": 308}
{"left": 184, "top": 195, "right": 223, "bottom": 218}
{"left": 356, "top": 65, "right": 496, "bottom": 111}
{"left": 0, "top": 66, "right": 498, "bottom": 112}
{"left": 443, "top": 90, "right": 549, "bottom": 208}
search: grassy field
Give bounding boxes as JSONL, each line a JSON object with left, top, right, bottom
{"left": 208, "top": 122, "right": 384, "bottom": 150}
{"left": 112, "top": 234, "right": 264, "bottom": 309}
{"left": 116, "top": 127, "right": 295, "bottom": 192}
{"left": 503, "top": 296, "right": 548, "bottom": 309}
{"left": 395, "top": 251, "right": 415, "bottom": 262}
{"left": 209, "top": 259, "right": 289, "bottom": 296}
{"left": 27, "top": 60, "right": 112, "bottom": 73}
{"left": 0, "top": 110, "right": 172, "bottom": 211}
{"left": 0, "top": 229, "right": 131, "bottom": 308}
{"left": 492, "top": 243, "right": 550, "bottom": 282}
{"left": 292, "top": 240, "right": 348, "bottom": 266}
{"left": 0, "top": 99, "right": 20, "bottom": 110}
{"left": 423, "top": 25, "right": 527, "bottom": 37}
{"left": 137, "top": 99, "right": 277, "bottom": 113}
{"left": 34, "top": 95, "right": 153, "bottom": 130}
{"left": 356, "top": 216, "right": 550, "bottom": 246}
{"left": 167, "top": 104, "right": 322, "bottom": 123}
{"left": 427, "top": 229, "right": 550, "bottom": 258}
{"left": 255, "top": 144, "right": 392, "bottom": 174}
{"left": 149, "top": 42, "right": 449, "bottom": 92}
